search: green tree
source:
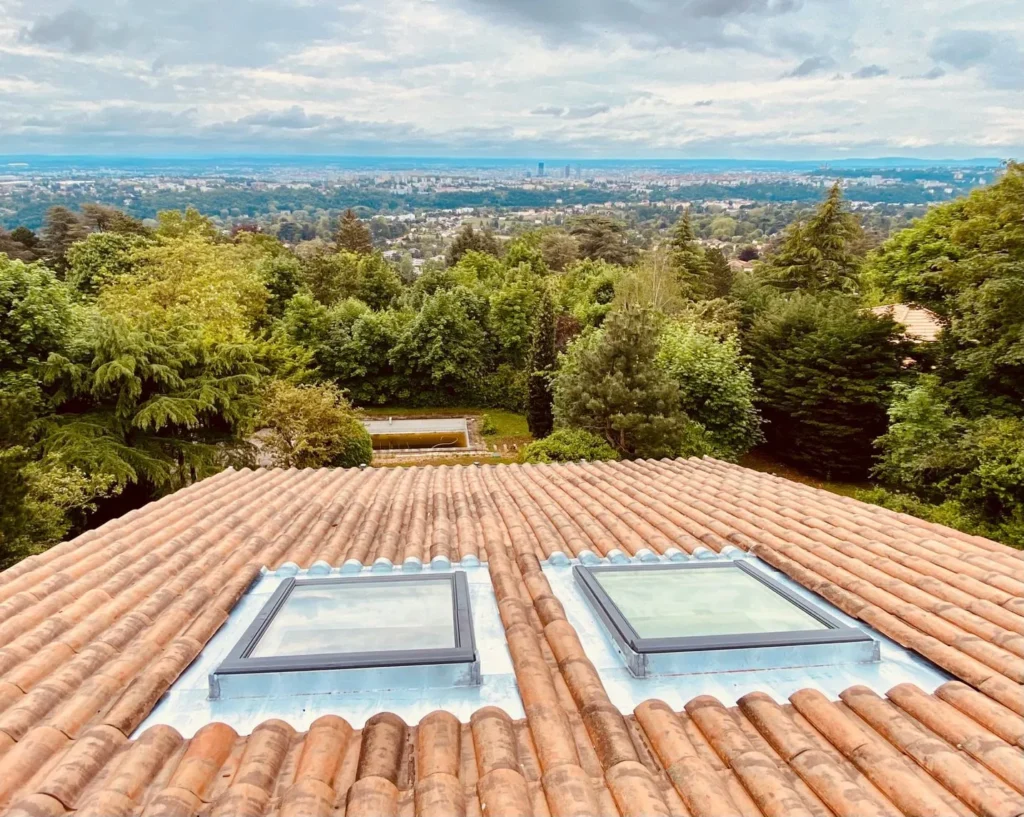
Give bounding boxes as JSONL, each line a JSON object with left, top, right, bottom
{"left": 526, "top": 288, "right": 556, "bottom": 438}
{"left": 657, "top": 322, "right": 761, "bottom": 460}
{"left": 669, "top": 209, "right": 707, "bottom": 297}
{"left": 391, "top": 286, "right": 488, "bottom": 396}
{"left": 79, "top": 204, "right": 148, "bottom": 235}
{"left": 553, "top": 306, "right": 703, "bottom": 459}
{"left": 703, "top": 248, "right": 735, "bottom": 299}
{"left": 155, "top": 207, "right": 220, "bottom": 240}
{"left": 335, "top": 209, "right": 374, "bottom": 254}
{"left": 540, "top": 231, "right": 579, "bottom": 272}
{"left": 745, "top": 293, "right": 905, "bottom": 478}
{"left": 257, "top": 381, "right": 372, "bottom": 468}
{"left": 42, "top": 206, "right": 89, "bottom": 274}
{"left": 445, "top": 224, "right": 500, "bottom": 266}
{"left": 568, "top": 215, "right": 636, "bottom": 266}
{"left": 761, "top": 183, "right": 864, "bottom": 293}
{"left": 38, "top": 313, "right": 263, "bottom": 490}
{"left": 520, "top": 428, "right": 619, "bottom": 464}
{"left": 615, "top": 248, "right": 685, "bottom": 315}
{"left": 867, "top": 162, "right": 1024, "bottom": 415}
{"left": 65, "top": 232, "right": 149, "bottom": 296}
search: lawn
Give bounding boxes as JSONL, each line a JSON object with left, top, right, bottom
{"left": 739, "top": 449, "right": 872, "bottom": 499}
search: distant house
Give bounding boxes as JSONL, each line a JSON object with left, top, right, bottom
{"left": 870, "top": 303, "right": 944, "bottom": 342}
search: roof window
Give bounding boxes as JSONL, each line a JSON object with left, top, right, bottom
{"left": 574, "top": 562, "right": 876, "bottom": 678}
{"left": 210, "top": 572, "right": 478, "bottom": 699}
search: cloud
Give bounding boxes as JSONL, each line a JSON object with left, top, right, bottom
{"left": 852, "top": 64, "right": 888, "bottom": 79}
{"left": 21, "top": 8, "right": 133, "bottom": 53}
{"left": 530, "top": 104, "right": 610, "bottom": 119}
{"left": 929, "top": 29, "right": 1024, "bottom": 89}
{"left": 929, "top": 30, "right": 995, "bottom": 69}
{"left": 0, "top": 0, "right": 1022, "bottom": 158}
{"left": 783, "top": 55, "right": 836, "bottom": 77}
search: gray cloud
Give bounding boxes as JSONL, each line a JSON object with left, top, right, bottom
{"left": 21, "top": 8, "right": 134, "bottom": 53}
{"left": 694, "top": 99, "right": 715, "bottom": 106}
{"left": 783, "top": 55, "right": 836, "bottom": 77}
{"left": 929, "top": 29, "right": 1024, "bottom": 89}
{"left": 852, "top": 64, "right": 888, "bottom": 79}
{"left": 929, "top": 30, "right": 996, "bottom": 68}
{"left": 530, "top": 104, "right": 610, "bottom": 119}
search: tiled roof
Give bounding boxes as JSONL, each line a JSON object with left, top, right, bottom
{"left": 0, "top": 457, "right": 1022, "bottom": 815}
{"left": 869, "top": 303, "right": 945, "bottom": 342}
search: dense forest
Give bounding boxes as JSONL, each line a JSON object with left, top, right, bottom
{"left": 1, "top": 163, "right": 1022, "bottom": 567}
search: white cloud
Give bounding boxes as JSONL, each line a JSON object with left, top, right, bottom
{"left": 0, "top": 0, "right": 1020, "bottom": 157}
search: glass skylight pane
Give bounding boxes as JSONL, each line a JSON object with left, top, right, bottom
{"left": 594, "top": 567, "right": 827, "bottom": 639}
{"left": 250, "top": 579, "right": 456, "bottom": 658}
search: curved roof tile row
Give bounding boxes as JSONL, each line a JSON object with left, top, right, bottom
{"left": 0, "top": 457, "right": 1021, "bottom": 815}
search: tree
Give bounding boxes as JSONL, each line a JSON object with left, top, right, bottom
{"left": 526, "top": 288, "right": 556, "bottom": 438}
{"left": 553, "top": 306, "right": 704, "bottom": 459}
{"left": 867, "top": 162, "right": 1024, "bottom": 416}
{"left": 154, "top": 207, "right": 219, "bottom": 240}
{"left": 65, "top": 232, "right": 149, "bottom": 296}
{"left": 335, "top": 209, "right": 374, "bottom": 255}
{"left": 520, "top": 428, "right": 618, "bottom": 464}
{"left": 540, "top": 231, "right": 579, "bottom": 272}
{"left": 257, "top": 381, "right": 372, "bottom": 468}
{"left": 38, "top": 312, "right": 263, "bottom": 491}
{"left": 489, "top": 269, "right": 542, "bottom": 367}
{"left": 738, "top": 245, "right": 760, "bottom": 262}
{"left": 391, "top": 286, "right": 488, "bottom": 396}
{"left": 657, "top": 322, "right": 761, "bottom": 460}
{"left": 445, "top": 224, "right": 500, "bottom": 266}
{"left": 761, "top": 183, "right": 864, "bottom": 293}
{"left": 79, "top": 204, "right": 147, "bottom": 235}
{"left": 568, "top": 215, "right": 636, "bottom": 266}
{"left": 703, "top": 248, "right": 735, "bottom": 299}
{"left": 42, "top": 206, "right": 89, "bottom": 274}
{"left": 669, "top": 209, "right": 707, "bottom": 297}
{"left": 615, "top": 248, "right": 684, "bottom": 315}
{"left": 0, "top": 227, "right": 41, "bottom": 263}
{"left": 745, "top": 293, "right": 905, "bottom": 478}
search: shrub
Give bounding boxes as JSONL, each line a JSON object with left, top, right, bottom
{"left": 657, "top": 322, "right": 761, "bottom": 460}
{"left": 257, "top": 381, "right": 372, "bottom": 468}
{"left": 520, "top": 428, "right": 619, "bottom": 464}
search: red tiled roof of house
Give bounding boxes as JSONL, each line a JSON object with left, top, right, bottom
{"left": 869, "top": 303, "right": 945, "bottom": 343}
{"left": 0, "top": 457, "right": 1022, "bottom": 815}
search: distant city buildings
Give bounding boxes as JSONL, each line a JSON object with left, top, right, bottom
{"left": 537, "top": 162, "right": 545, "bottom": 178}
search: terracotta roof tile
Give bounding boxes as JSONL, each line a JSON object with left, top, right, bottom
{"left": 2, "top": 457, "right": 1023, "bottom": 814}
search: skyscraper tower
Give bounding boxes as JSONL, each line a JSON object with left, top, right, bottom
{"left": 564, "top": 164, "right": 571, "bottom": 178}
{"left": 538, "top": 162, "right": 545, "bottom": 177}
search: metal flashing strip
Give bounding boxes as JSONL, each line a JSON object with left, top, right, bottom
{"left": 138, "top": 565, "right": 520, "bottom": 737}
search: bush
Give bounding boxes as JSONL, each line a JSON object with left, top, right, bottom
{"left": 657, "top": 322, "right": 761, "bottom": 460}
{"left": 257, "top": 381, "right": 372, "bottom": 468}
{"left": 520, "top": 428, "right": 619, "bottom": 464}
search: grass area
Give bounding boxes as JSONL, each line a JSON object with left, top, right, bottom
{"left": 739, "top": 449, "right": 872, "bottom": 499}
{"left": 359, "top": 406, "right": 533, "bottom": 462}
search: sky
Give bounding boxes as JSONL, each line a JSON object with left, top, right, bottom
{"left": 0, "top": 0, "right": 1022, "bottom": 159}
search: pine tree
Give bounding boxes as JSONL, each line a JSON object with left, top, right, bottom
{"left": 669, "top": 208, "right": 707, "bottom": 297}
{"left": 553, "top": 306, "right": 703, "bottom": 458}
{"left": 763, "top": 183, "right": 863, "bottom": 292}
{"left": 445, "top": 224, "right": 500, "bottom": 266}
{"left": 526, "top": 288, "right": 556, "bottom": 438}
{"left": 704, "top": 248, "right": 735, "bottom": 298}
{"left": 335, "top": 209, "right": 373, "bottom": 255}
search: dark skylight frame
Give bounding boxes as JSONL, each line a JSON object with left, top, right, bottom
{"left": 573, "top": 561, "right": 872, "bottom": 656}
{"left": 216, "top": 572, "right": 477, "bottom": 676}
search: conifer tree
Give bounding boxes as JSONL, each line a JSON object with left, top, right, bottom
{"left": 553, "top": 306, "right": 702, "bottom": 458}
{"left": 669, "top": 208, "right": 707, "bottom": 297}
{"left": 762, "top": 183, "right": 863, "bottom": 292}
{"left": 526, "top": 288, "right": 556, "bottom": 438}
{"left": 335, "top": 209, "right": 373, "bottom": 255}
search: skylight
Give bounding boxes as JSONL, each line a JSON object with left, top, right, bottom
{"left": 210, "top": 572, "right": 478, "bottom": 699}
{"left": 574, "top": 562, "right": 876, "bottom": 677}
